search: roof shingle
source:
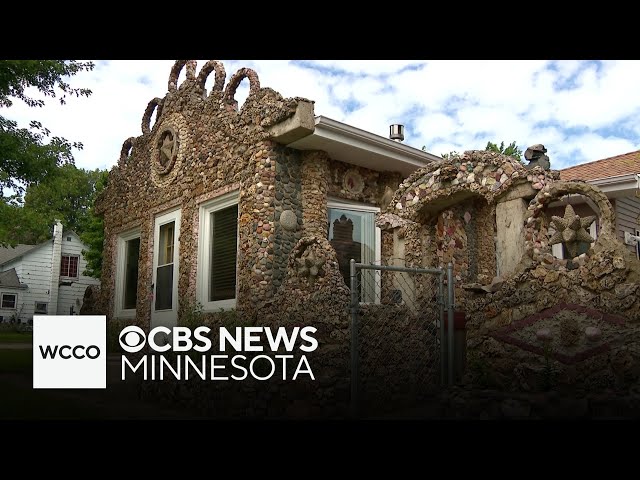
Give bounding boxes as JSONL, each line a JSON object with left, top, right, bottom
{"left": 560, "top": 150, "right": 640, "bottom": 181}
{"left": 0, "top": 244, "right": 39, "bottom": 266}
{"left": 0, "top": 268, "right": 27, "bottom": 288}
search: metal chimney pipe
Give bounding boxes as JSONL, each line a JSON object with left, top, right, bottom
{"left": 389, "top": 124, "right": 404, "bottom": 142}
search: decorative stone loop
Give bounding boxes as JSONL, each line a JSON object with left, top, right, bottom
{"left": 119, "top": 137, "right": 136, "bottom": 164}
{"left": 141, "top": 97, "right": 164, "bottom": 135}
{"left": 528, "top": 181, "right": 616, "bottom": 240}
{"left": 167, "top": 60, "right": 189, "bottom": 92}
{"left": 196, "top": 60, "right": 226, "bottom": 93}
{"left": 185, "top": 60, "right": 197, "bottom": 80}
{"left": 223, "top": 68, "right": 260, "bottom": 109}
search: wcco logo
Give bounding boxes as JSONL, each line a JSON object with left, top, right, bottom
{"left": 39, "top": 344, "right": 101, "bottom": 360}
{"left": 33, "top": 316, "right": 106, "bottom": 389}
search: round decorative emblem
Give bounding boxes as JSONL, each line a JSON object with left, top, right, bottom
{"left": 280, "top": 209, "right": 298, "bottom": 231}
{"left": 343, "top": 169, "right": 364, "bottom": 194}
{"left": 155, "top": 126, "right": 179, "bottom": 175}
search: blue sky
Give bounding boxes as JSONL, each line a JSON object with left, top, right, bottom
{"left": 5, "top": 60, "right": 640, "bottom": 172}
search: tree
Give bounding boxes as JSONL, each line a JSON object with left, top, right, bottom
{"left": 11, "top": 165, "right": 106, "bottom": 240}
{"left": 0, "top": 60, "right": 94, "bottom": 246}
{"left": 1, "top": 165, "right": 108, "bottom": 278}
{"left": 485, "top": 140, "right": 524, "bottom": 162}
{"left": 79, "top": 171, "right": 108, "bottom": 278}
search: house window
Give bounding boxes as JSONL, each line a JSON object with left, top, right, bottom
{"left": 1, "top": 293, "right": 17, "bottom": 309}
{"left": 60, "top": 255, "right": 79, "bottom": 278}
{"left": 197, "top": 191, "right": 239, "bottom": 310}
{"left": 34, "top": 302, "right": 48, "bottom": 314}
{"left": 328, "top": 199, "right": 381, "bottom": 303}
{"left": 636, "top": 229, "right": 640, "bottom": 260}
{"left": 115, "top": 228, "right": 141, "bottom": 318}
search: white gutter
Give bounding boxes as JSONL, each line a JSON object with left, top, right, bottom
{"left": 586, "top": 173, "right": 640, "bottom": 197}
{"left": 587, "top": 173, "right": 640, "bottom": 188}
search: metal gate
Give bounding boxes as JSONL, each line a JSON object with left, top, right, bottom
{"left": 349, "top": 260, "right": 456, "bottom": 417}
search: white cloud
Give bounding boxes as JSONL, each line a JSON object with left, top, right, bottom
{"left": 3, "top": 59, "right": 640, "bottom": 174}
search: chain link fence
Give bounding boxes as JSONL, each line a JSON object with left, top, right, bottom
{"left": 350, "top": 261, "right": 455, "bottom": 417}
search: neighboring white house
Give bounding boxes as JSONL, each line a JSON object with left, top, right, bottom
{"left": 0, "top": 220, "right": 100, "bottom": 323}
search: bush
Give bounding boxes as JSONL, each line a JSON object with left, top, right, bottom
{"left": 106, "top": 319, "right": 130, "bottom": 354}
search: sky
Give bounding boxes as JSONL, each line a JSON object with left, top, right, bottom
{"left": 5, "top": 60, "right": 640, "bottom": 173}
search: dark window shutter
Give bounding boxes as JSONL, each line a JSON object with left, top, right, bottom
{"left": 209, "top": 204, "right": 238, "bottom": 302}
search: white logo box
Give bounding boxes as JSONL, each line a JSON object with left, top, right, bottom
{"left": 33, "top": 315, "right": 106, "bottom": 389}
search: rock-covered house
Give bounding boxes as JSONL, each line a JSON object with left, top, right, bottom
{"left": 95, "top": 60, "right": 440, "bottom": 329}
{"left": 95, "top": 60, "right": 640, "bottom": 416}
{"left": 0, "top": 220, "right": 100, "bottom": 322}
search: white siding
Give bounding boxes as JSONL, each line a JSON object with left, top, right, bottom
{"left": 0, "top": 231, "right": 101, "bottom": 322}
{"left": 0, "top": 288, "right": 24, "bottom": 322}
{"left": 7, "top": 242, "right": 53, "bottom": 322}
{"left": 616, "top": 196, "right": 640, "bottom": 255}
{"left": 57, "top": 232, "right": 100, "bottom": 315}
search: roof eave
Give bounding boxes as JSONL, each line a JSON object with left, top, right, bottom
{"left": 313, "top": 116, "right": 442, "bottom": 165}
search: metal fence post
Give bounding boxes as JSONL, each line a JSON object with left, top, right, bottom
{"left": 447, "top": 262, "right": 455, "bottom": 386}
{"left": 349, "top": 259, "right": 359, "bottom": 418}
{"left": 438, "top": 270, "right": 445, "bottom": 385}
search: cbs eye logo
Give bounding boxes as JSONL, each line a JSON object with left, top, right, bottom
{"left": 119, "top": 326, "right": 146, "bottom": 353}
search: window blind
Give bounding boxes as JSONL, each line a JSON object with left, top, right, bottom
{"left": 209, "top": 204, "right": 238, "bottom": 302}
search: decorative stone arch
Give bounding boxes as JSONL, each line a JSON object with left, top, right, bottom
{"left": 223, "top": 67, "right": 260, "bottom": 110}
{"left": 141, "top": 97, "right": 164, "bottom": 135}
{"left": 119, "top": 137, "right": 136, "bottom": 165}
{"left": 385, "top": 152, "right": 544, "bottom": 224}
{"left": 524, "top": 180, "right": 617, "bottom": 263}
{"left": 196, "top": 60, "right": 226, "bottom": 95}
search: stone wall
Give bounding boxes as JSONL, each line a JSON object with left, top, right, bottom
{"left": 459, "top": 180, "right": 640, "bottom": 393}
{"left": 381, "top": 152, "right": 640, "bottom": 398}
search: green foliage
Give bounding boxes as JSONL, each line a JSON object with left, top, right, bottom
{"left": 179, "top": 300, "right": 205, "bottom": 329}
{"left": 485, "top": 140, "right": 524, "bottom": 163}
{"left": 541, "top": 341, "right": 557, "bottom": 391}
{"left": 467, "top": 351, "right": 491, "bottom": 388}
{"left": 0, "top": 60, "right": 94, "bottom": 109}
{"left": 440, "top": 151, "right": 461, "bottom": 160}
{"left": 0, "top": 60, "right": 94, "bottom": 247}
{"left": 79, "top": 170, "right": 108, "bottom": 278}
{"left": 106, "top": 319, "right": 129, "bottom": 354}
{"left": 5, "top": 165, "right": 107, "bottom": 242}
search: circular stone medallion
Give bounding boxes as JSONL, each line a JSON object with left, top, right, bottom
{"left": 155, "top": 126, "right": 180, "bottom": 175}
{"left": 343, "top": 169, "right": 364, "bottom": 194}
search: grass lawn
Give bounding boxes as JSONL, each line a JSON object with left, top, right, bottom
{"left": 0, "top": 331, "right": 33, "bottom": 344}
{"left": 0, "top": 347, "right": 200, "bottom": 419}
{"left": 0, "top": 349, "right": 113, "bottom": 419}
{"left": 0, "top": 349, "right": 32, "bottom": 374}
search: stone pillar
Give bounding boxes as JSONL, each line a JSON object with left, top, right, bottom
{"left": 495, "top": 198, "right": 528, "bottom": 278}
{"left": 301, "top": 151, "right": 329, "bottom": 238}
{"left": 237, "top": 141, "right": 278, "bottom": 316}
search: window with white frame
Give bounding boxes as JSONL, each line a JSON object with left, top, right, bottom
{"left": 327, "top": 198, "right": 381, "bottom": 303}
{"left": 60, "top": 255, "right": 79, "bottom": 278}
{"left": 115, "top": 228, "right": 141, "bottom": 318}
{"left": 197, "top": 191, "right": 239, "bottom": 310}
{"left": 1, "top": 293, "right": 17, "bottom": 309}
{"left": 34, "top": 302, "right": 48, "bottom": 314}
